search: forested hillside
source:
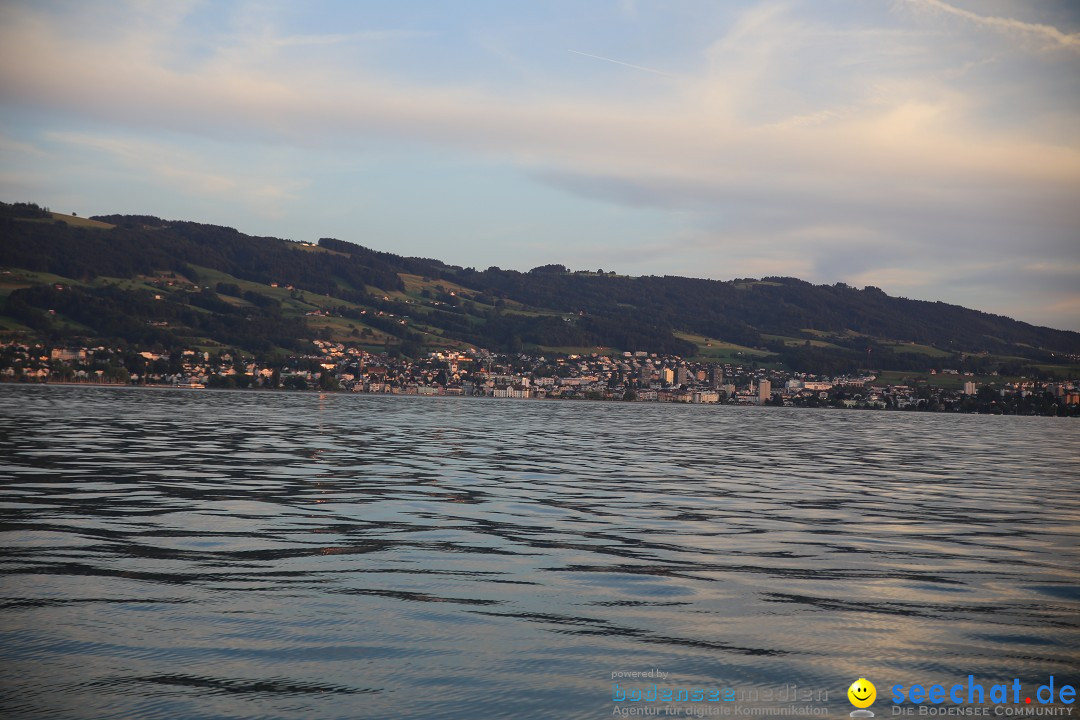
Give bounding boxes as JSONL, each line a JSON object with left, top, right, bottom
{"left": 2, "top": 201, "right": 1077, "bottom": 377}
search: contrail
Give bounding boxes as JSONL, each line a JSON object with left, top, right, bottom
{"left": 567, "top": 49, "right": 676, "bottom": 77}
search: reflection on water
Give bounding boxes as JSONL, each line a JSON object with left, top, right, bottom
{"left": 0, "top": 385, "right": 1077, "bottom": 719}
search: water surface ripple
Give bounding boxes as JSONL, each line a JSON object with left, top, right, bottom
{"left": 0, "top": 385, "right": 1077, "bottom": 718}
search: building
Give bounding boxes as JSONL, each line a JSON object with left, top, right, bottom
{"left": 963, "top": 381, "right": 976, "bottom": 395}
{"left": 50, "top": 348, "right": 87, "bottom": 362}
{"left": 758, "top": 379, "right": 772, "bottom": 405}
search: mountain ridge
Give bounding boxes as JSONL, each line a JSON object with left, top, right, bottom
{"left": 1, "top": 201, "right": 1077, "bottom": 378}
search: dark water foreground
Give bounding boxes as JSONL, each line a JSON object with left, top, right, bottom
{"left": 0, "top": 385, "right": 1077, "bottom": 719}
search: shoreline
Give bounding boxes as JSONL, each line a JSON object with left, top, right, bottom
{"left": 1, "top": 380, "right": 1073, "bottom": 417}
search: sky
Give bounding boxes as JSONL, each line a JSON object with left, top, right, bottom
{"left": 1, "top": 1, "right": 1078, "bottom": 331}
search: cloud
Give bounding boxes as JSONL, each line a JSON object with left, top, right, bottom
{"left": 43, "top": 132, "right": 308, "bottom": 215}
{"left": 1, "top": 2, "right": 1074, "bottom": 201}
{"left": 900, "top": 0, "right": 1080, "bottom": 52}
{"left": 271, "top": 30, "right": 434, "bottom": 48}
{"left": 0, "top": 132, "right": 45, "bottom": 157}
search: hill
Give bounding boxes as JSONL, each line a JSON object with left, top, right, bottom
{"left": 2, "top": 201, "right": 1078, "bottom": 378}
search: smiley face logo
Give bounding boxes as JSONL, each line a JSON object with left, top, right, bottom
{"left": 848, "top": 678, "right": 876, "bottom": 709}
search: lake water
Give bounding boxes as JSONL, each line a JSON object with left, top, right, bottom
{"left": 0, "top": 385, "right": 1077, "bottom": 719}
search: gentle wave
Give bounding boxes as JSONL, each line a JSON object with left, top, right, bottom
{"left": 0, "top": 384, "right": 1077, "bottom": 719}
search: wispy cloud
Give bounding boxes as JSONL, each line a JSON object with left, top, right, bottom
{"left": 272, "top": 30, "right": 434, "bottom": 47}
{"left": 4, "top": 2, "right": 1075, "bottom": 230}
{"left": 44, "top": 132, "right": 308, "bottom": 215}
{"left": 901, "top": 0, "right": 1080, "bottom": 52}
{"left": 0, "top": 132, "right": 45, "bottom": 157}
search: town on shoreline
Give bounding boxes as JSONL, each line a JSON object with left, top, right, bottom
{"left": 3, "top": 340, "right": 1077, "bottom": 416}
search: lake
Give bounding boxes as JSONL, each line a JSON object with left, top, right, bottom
{"left": 0, "top": 385, "right": 1077, "bottom": 719}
